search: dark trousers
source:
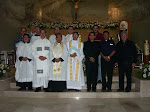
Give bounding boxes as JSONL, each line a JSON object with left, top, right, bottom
{"left": 86, "top": 62, "right": 98, "bottom": 91}
{"left": 101, "top": 58, "right": 114, "bottom": 90}
{"left": 48, "top": 81, "right": 66, "bottom": 92}
{"left": 118, "top": 63, "right": 132, "bottom": 90}
{"left": 16, "top": 81, "right": 32, "bottom": 89}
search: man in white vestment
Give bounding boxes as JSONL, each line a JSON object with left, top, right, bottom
{"left": 67, "top": 32, "right": 85, "bottom": 91}
{"left": 65, "top": 26, "right": 74, "bottom": 43}
{"left": 32, "top": 29, "right": 51, "bottom": 92}
{"left": 29, "top": 25, "right": 36, "bottom": 37}
{"left": 65, "top": 26, "right": 80, "bottom": 43}
{"left": 30, "top": 26, "right": 41, "bottom": 44}
{"left": 15, "top": 34, "right": 34, "bottom": 91}
{"left": 49, "top": 33, "right": 68, "bottom": 92}
{"left": 49, "top": 26, "right": 66, "bottom": 44}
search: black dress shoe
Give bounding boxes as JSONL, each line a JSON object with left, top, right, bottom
{"left": 92, "top": 89, "right": 96, "bottom": 92}
{"left": 107, "top": 89, "right": 112, "bottom": 92}
{"left": 125, "top": 89, "right": 131, "bottom": 92}
{"left": 87, "top": 89, "right": 91, "bottom": 92}
{"left": 44, "top": 88, "right": 50, "bottom": 92}
{"left": 117, "top": 89, "right": 124, "bottom": 92}
{"left": 97, "top": 80, "right": 102, "bottom": 83}
{"left": 75, "top": 89, "right": 80, "bottom": 92}
{"left": 101, "top": 89, "right": 106, "bottom": 92}
{"left": 18, "top": 87, "right": 26, "bottom": 91}
{"left": 35, "top": 87, "right": 41, "bottom": 92}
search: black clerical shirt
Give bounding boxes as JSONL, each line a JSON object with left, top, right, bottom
{"left": 100, "top": 39, "right": 116, "bottom": 56}
{"left": 83, "top": 40, "right": 100, "bottom": 65}
{"left": 115, "top": 39, "right": 137, "bottom": 64}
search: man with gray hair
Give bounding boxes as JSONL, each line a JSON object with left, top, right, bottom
{"left": 115, "top": 31, "right": 137, "bottom": 92}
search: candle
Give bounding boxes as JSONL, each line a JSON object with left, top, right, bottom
{"left": 144, "top": 40, "right": 149, "bottom": 64}
{"left": 144, "top": 40, "right": 149, "bottom": 55}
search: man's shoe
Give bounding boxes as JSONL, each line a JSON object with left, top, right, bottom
{"left": 107, "top": 89, "right": 112, "bottom": 92}
{"left": 44, "top": 88, "right": 50, "bottom": 92}
{"left": 35, "top": 87, "right": 41, "bottom": 92}
{"left": 117, "top": 89, "right": 124, "bottom": 92}
{"left": 87, "top": 88, "right": 91, "bottom": 92}
{"left": 97, "top": 80, "right": 102, "bottom": 83}
{"left": 75, "top": 89, "right": 80, "bottom": 92}
{"left": 101, "top": 89, "right": 106, "bottom": 92}
{"left": 125, "top": 89, "right": 131, "bottom": 92}
{"left": 92, "top": 89, "right": 96, "bottom": 92}
{"left": 18, "top": 87, "right": 26, "bottom": 91}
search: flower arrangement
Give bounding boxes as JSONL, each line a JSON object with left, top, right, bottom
{"left": 0, "top": 62, "right": 10, "bottom": 78}
{"left": 28, "top": 21, "right": 46, "bottom": 29}
{"left": 28, "top": 21, "right": 118, "bottom": 29}
{"left": 138, "top": 61, "right": 150, "bottom": 80}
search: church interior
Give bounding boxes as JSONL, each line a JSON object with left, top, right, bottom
{"left": 0, "top": 0, "right": 150, "bottom": 112}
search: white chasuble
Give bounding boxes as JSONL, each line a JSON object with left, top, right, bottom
{"left": 30, "top": 35, "right": 41, "bottom": 44}
{"left": 49, "top": 42, "right": 68, "bottom": 81}
{"left": 15, "top": 43, "right": 34, "bottom": 82}
{"left": 32, "top": 37, "right": 51, "bottom": 88}
{"left": 67, "top": 40, "right": 85, "bottom": 90}
{"left": 49, "top": 34, "right": 66, "bottom": 45}
{"left": 65, "top": 34, "right": 81, "bottom": 44}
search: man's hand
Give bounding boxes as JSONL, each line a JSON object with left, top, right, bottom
{"left": 55, "top": 58, "right": 61, "bottom": 63}
{"left": 23, "top": 57, "right": 28, "bottom": 61}
{"left": 132, "top": 63, "right": 136, "bottom": 68}
{"left": 103, "top": 56, "right": 110, "bottom": 61}
{"left": 70, "top": 53, "right": 77, "bottom": 57}
{"left": 39, "top": 56, "right": 47, "bottom": 61}
{"left": 114, "top": 62, "right": 118, "bottom": 67}
{"left": 89, "top": 57, "right": 95, "bottom": 62}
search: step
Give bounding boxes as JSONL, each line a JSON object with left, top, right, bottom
{"left": 10, "top": 82, "right": 135, "bottom": 89}
{"left": 3, "top": 89, "right": 140, "bottom": 98}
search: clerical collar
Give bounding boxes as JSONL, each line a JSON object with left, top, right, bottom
{"left": 105, "top": 40, "right": 108, "bottom": 42}
{"left": 57, "top": 42, "right": 61, "bottom": 44}
{"left": 35, "top": 34, "right": 40, "bottom": 36}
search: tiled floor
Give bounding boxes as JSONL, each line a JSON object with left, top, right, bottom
{"left": 0, "top": 96, "right": 150, "bottom": 112}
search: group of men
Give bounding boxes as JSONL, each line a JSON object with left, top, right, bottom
{"left": 14, "top": 25, "right": 137, "bottom": 92}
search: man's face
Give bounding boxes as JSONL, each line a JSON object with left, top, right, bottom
{"left": 31, "top": 26, "right": 36, "bottom": 33}
{"left": 103, "top": 32, "right": 109, "bottom": 40}
{"left": 54, "top": 27, "right": 60, "bottom": 34}
{"left": 121, "top": 33, "right": 128, "bottom": 42}
{"left": 68, "top": 27, "right": 73, "bottom": 34}
{"left": 93, "top": 26, "right": 99, "bottom": 33}
{"left": 24, "top": 35, "right": 29, "bottom": 43}
{"left": 21, "top": 28, "right": 26, "bottom": 36}
{"left": 36, "top": 27, "right": 40, "bottom": 34}
{"left": 40, "top": 30, "right": 46, "bottom": 38}
{"left": 56, "top": 35, "right": 62, "bottom": 43}
{"left": 89, "top": 33, "right": 95, "bottom": 40}
{"left": 73, "top": 33, "right": 78, "bottom": 40}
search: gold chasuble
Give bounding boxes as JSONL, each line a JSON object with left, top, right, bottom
{"left": 53, "top": 42, "right": 63, "bottom": 78}
{"left": 69, "top": 40, "right": 81, "bottom": 81}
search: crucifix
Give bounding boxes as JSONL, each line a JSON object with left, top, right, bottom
{"left": 72, "top": 0, "right": 80, "bottom": 21}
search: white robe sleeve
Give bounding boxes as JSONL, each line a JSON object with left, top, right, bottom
{"left": 77, "top": 42, "right": 84, "bottom": 62}
{"left": 49, "top": 44, "right": 54, "bottom": 61}
{"left": 62, "top": 35, "right": 66, "bottom": 44}
{"left": 60, "top": 44, "right": 68, "bottom": 61}
{"left": 32, "top": 41, "right": 40, "bottom": 58}
{"left": 30, "top": 36, "right": 34, "bottom": 44}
